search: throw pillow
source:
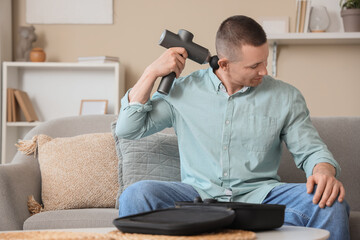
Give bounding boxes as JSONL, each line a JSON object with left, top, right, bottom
{"left": 17, "top": 133, "right": 119, "bottom": 212}
{"left": 111, "top": 121, "right": 181, "bottom": 208}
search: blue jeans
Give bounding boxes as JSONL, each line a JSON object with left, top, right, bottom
{"left": 262, "top": 183, "right": 350, "bottom": 240}
{"left": 119, "top": 181, "right": 350, "bottom": 240}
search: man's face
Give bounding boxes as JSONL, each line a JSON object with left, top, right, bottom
{"left": 226, "top": 43, "right": 269, "bottom": 88}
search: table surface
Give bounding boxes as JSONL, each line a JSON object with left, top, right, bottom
{"left": 0, "top": 226, "right": 330, "bottom": 240}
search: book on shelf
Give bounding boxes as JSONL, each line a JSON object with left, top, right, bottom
{"left": 303, "top": 1, "right": 312, "bottom": 33}
{"left": 78, "top": 56, "right": 119, "bottom": 63}
{"left": 7, "top": 88, "right": 13, "bottom": 122}
{"left": 295, "top": 0, "right": 312, "bottom": 33}
{"left": 14, "top": 90, "right": 39, "bottom": 122}
{"left": 295, "top": 0, "right": 301, "bottom": 32}
{"left": 6, "top": 88, "right": 20, "bottom": 122}
{"left": 7, "top": 88, "right": 39, "bottom": 122}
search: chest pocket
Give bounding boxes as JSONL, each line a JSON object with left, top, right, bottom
{"left": 239, "top": 115, "right": 277, "bottom": 152}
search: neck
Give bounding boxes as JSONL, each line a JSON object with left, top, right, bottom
{"left": 214, "top": 69, "right": 244, "bottom": 96}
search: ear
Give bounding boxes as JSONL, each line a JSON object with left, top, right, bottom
{"left": 218, "top": 58, "right": 229, "bottom": 71}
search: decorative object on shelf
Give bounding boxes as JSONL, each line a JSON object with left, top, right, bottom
{"left": 16, "top": 26, "right": 37, "bottom": 61}
{"left": 30, "top": 47, "right": 46, "bottom": 62}
{"left": 79, "top": 99, "right": 108, "bottom": 115}
{"left": 340, "top": 0, "right": 360, "bottom": 32}
{"left": 309, "top": 5, "right": 331, "bottom": 32}
{"left": 258, "top": 17, "right": 289, "bottom": 34}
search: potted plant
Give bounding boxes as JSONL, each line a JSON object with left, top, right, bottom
{"left": 340, "top": 0, "right": 360, "bottom": 32}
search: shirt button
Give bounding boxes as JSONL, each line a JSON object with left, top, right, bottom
{"left": 223, "top": 146, "right": 228, "bottom": 150}
{"left": 223, "top": 172, "right": 228, "bottom": 177}
{"left": 225, "top": 188, "right": 232, "bottom": 195}
{"left": 225, "top": 120, "right": 230, "bottom": 124}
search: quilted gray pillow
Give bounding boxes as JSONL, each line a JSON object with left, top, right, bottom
{"left": 111, "top": 122, "right": 181, "bottom": 208}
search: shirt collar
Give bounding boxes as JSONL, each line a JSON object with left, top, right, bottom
{"left": 207, "top": 68, "right": 250, "bottom": 94}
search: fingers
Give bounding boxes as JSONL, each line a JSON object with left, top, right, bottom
{"left": 318, "top": 181, "right": 334, "bottom": 208}
{"left": 173, "top": 47, "right": 189, "bottom": 59}
{"left": 161, "top": 48, "right": 187, "bottom": 78}
{"left": 173, "top": 56, "right": 186, "bottom": 78}
{"left": 308, "top": 174, "right": 346, "bottom": 208}
{"left": 338, "top": 184, "right": 345, "bottom": 202}
{"left": 326, "top": 185, "right": 339, "bottom": 207}
{"left": 322, "top": 181, "right": 345, "bottom": 207}
{"left": 312, "top": 179, "right": 326, "bottom": 206}
{"left": 170, "top": 48, "right": 187, "bottom": 78}
{"left": 306, "top": 176, "right": 315, "bottom": 194}
{"left": 147, "top": 47, "right": 188, "bottom": 79}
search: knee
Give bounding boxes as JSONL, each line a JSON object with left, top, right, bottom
{"left": 118, "top": 180, "right": 159, "bottom": 217}
{"left": 326, "top": 199, "right": 350, "bottom": 217}
{"left": 119, "top": 180, "right": 157, "bottom": 203}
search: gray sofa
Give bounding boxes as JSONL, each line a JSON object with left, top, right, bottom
{"left": 0, "top": 115, "right": 359, "bottom": 238}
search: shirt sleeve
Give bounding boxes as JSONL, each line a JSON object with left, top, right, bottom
{"left": 281, "top": 88, "right": 341, "bottom": 178}
{"left": 115, "top": 89, "right": 174, "bottom": 139}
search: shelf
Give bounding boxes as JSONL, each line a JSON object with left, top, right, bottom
{"left": 268, "top": 32, "right": 360, "bottom": 45}
{"left": 6, "top": 122, "right": 42, "bottom": 127}
{"left": 5, "top": 61, "right": 120, "bottom": 67}
{"left": 267, "top": 32, "right": 360, "bottom": 77}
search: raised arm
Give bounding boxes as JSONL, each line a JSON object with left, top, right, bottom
{"left": 129, "top": 47, "right": 188, "bottom": 104}
{"left": 115, "top": 48, "right": 187, "bottom": 139}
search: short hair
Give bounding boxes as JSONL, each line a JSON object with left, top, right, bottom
{"left": 215, "top": 15, "right": 267, "bottom": 61}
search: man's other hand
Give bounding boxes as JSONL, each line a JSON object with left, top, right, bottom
{"left": 306, "top": 162, "right": 345, "bottom": 208}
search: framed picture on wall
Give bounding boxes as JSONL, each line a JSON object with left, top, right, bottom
{"left": 79, "top": 99, "right": 108, "bottom": 115}
{"left": 26, "top": 0, "right": 113, "bottom": 24}
{"left": 258, "top": 17, "right": 289, "bottom": 34}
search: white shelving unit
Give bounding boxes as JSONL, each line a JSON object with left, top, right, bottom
{"left": 1, "top": 61, "right": 125, "bottom": 163}
{"left": 267, "top": 32, "right": 360, "bottom": 76}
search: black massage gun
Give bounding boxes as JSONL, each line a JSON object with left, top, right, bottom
{"left": 157, "top": 29, "right": 219, "bottom": 95}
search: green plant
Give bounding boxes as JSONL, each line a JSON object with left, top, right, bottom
{"left": 340, "top": 0, "right": 360, "bottom": 9}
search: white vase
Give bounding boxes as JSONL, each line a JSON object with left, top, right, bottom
{"left": 309, "top": 6, "right": 330, "bottom": 32}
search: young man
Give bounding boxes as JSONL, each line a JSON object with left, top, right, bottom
{"left": 116, "top": 15, "right": 350, "bottom": 239}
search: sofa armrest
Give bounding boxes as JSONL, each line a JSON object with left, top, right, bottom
{"left": 0, "top": 155, "right": 41, "bottom": 231}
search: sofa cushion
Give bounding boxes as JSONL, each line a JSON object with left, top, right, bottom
{"left": 111, "top": 122, "right": 181, "bottom": 208}
{"left": 111, "top": 122, "right": 124, "bottom": 209}
{"left": 17, "top": 133, "right": 119, "bottom": 212}
{"left": 23, "top": 208, "right": 118, "bottom": 230}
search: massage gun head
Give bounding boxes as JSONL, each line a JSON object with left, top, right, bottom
{"left": 159, "top": 29, "right": 211, "bottom": 64}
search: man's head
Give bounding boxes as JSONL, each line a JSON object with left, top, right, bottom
{"left": 215, "top": 15, "right": 269, "bottom": 93}
{"left": 216, "top": 15, "right": 267, "bottom": 61}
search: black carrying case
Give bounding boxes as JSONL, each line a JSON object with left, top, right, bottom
{"left": 113, "top": 200, "right": 285, "bottom": 236}
{"left": 175, "top": 200, "right": 285, "bottom": 231}
{"left": 113, "top": 206, "right": 236, "bottom": 236}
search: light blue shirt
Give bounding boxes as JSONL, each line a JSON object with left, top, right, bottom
{"left": 116, "top": 68, "right": 340, "bottom": 203}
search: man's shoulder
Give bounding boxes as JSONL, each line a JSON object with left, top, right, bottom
{"left": 261, "top": 75, "right": 301, "bottom": 94}
{"left": 174, "top": 68, "right": 210, "bottom": 86}
{"left": 153, "top": 68, "right": 211, "bottom": 101}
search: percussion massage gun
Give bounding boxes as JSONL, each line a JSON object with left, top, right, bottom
{"left": 157, "top": 29, "right": 219, "bottom": 95}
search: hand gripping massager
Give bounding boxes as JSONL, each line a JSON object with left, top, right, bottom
{"left": 157, "top": 29, "right": 219, "bottom": 95}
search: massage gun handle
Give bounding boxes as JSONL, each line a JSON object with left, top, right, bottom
{"left": 157, "top": 72, "right": 176, "bottom": 95}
